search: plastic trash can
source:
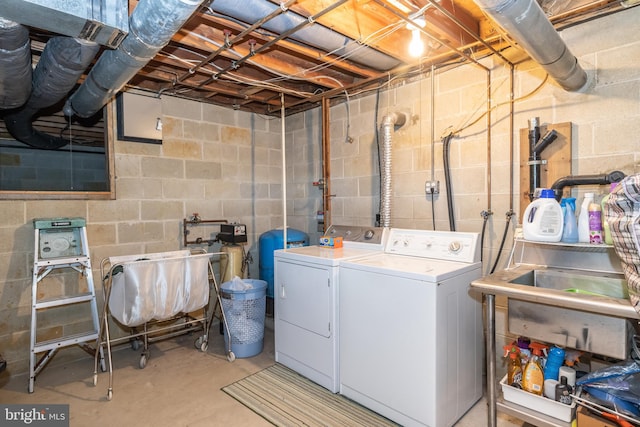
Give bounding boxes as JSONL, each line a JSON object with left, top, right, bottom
{"left": 220, "top": 279, "right": 267, "bottom": 358}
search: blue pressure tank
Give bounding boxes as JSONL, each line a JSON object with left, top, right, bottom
{"left": 259, "top": 228, "right": 309, "bottom": 299}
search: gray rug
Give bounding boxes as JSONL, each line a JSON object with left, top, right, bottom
{"left": 222, "top": 363, "right": 399, "bottom": 427}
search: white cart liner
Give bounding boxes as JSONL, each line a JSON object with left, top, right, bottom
{"left": 107, "top": 250, "right": 210, "bottom": 327}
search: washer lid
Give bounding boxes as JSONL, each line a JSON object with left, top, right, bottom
{"left": 340, "top": 252, "right": 481, "bottom": 281}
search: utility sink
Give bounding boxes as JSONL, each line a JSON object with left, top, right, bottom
{"left": 506, "top": 267, "right": 631, "bottom": 359}
{"left": 509, "top": 268, "right": 629, "bottom": 299}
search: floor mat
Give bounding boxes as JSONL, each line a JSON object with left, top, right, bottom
{"left": 222, "top": 363, "right": 399, "bottom": 427}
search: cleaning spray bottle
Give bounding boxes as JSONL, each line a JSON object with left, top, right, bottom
{"left": 503, "top": 345, "right": 523, "bottom": 388}
{"left": 522, "top": 342, "right": 548, "bottom": 395}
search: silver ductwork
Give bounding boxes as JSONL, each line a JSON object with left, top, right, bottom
{"left": 4, "top": 37, "right": 100, "bottom": 149}
{"left": 474, "top": 0, "right": 588, "bottom": 91}
{"left": 1, "top": 0, "right": 129, "bottom": 48}
{"left": 208, "top": 0, "right": 401, "bottom": 71}
{"left": 64, "top": 0, "right": 204, "bottom": 118}
{"left": 0, "top": 19, "right": 32, "bottom": 110}
{"left": 379, "top": 112, "right": 407, "bottom": 228}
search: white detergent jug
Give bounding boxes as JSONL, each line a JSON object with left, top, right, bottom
{"left": 522, "top": 189, "right": 563, "bottom": 242}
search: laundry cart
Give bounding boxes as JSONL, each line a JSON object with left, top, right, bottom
{"left": 96, "top": 249, "right": 232, "bottom": 400}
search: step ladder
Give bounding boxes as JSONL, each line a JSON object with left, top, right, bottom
{"left": 29, "top": 217, "right": 103, "bottom": 393}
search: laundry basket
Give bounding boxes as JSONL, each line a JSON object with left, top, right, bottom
{"left": 220, "top": 279, "right": 267, "bottom": 358}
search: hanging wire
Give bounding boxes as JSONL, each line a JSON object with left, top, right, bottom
{"left": 68, "top": 115, "right": 74, "bottom": 190}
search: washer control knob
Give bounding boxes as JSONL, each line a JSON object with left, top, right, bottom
{"left": 449, "top": 241, "right": 462, "bottom": 253}
{"left": 364, "top": 229, "right": 374, "bottom": 240}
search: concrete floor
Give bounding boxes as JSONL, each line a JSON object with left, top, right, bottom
{"left": 0, "top": 319, "right": 526, "bottom": 426}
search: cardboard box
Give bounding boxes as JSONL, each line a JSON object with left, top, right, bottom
{"left": 576, "top": 406, "right": 617, "bottom": 427}
{"left": 319, "top": 236, "right": 343, "bottom": 248}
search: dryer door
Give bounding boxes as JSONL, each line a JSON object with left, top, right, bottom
{"left": 275, "top": 259, "right": 331, "bottom": 337}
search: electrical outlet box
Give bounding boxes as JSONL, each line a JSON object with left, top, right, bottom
{"left": 425, "top": 180, "right": 440, "bottom": 194}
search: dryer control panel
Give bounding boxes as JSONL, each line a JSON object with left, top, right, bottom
{"left": 325, "top": 225, "right": 388, "bottom": 250}
{"left": 385, "top": 228, "right": 480, "bottom": 263}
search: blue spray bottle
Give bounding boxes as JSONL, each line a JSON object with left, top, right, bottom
{"left": 561, "top": 197, "right": 578, "bottom": 243}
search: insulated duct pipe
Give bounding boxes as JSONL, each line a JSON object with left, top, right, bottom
{"left": 64, "top": 0, "right": 205, "bottom": 118}
{"left": 4, "top": 37, "right": 99, "bottom": 149}
{"left": 0, "top": 19, "right": 32, "bottom": 110}
{"left": 208, "top": 0, "right": 400, "bottom": 71}
{"left": 379, "top": 112, "right": 407, "bottom": 228}
{"left": 474, "top": 0, "right": 588, "bottom": 91}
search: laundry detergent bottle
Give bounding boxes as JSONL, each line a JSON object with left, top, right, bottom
{"left": 522, "top": 189, "right": 563, "bottom": 242}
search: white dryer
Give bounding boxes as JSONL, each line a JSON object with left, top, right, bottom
{"left": 274, "top": 225, "right": 387, "bottom": 393}
{"left": 339, "top": 228, "right": 482, "bottom": 427}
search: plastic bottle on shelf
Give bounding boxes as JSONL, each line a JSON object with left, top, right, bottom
{"left": 561, "top": 198, "right": 578, "bottom": 243}
{"left": 578, "top": 192, "right": 595, "bottom": 243}
{"left": 588, "top": 202, "right": 603, "bottom": 244}
{"left": 543, "top": 346, "right": 565, "bottom": 380}
{"left": 555, "top": 376, "right": 573, "bottom": 405}
{"left": 601, "top": 183, "right": 617, "bottom": 245}
{"left": 503, "top": 345, "right": 523, "bottom": 388}
{"left": 516, "top": 336, "right": 531, "bottom": 367}
{"left": 522, "top": 342, "right": 548, "bottom": 395}
{"left": 522, "top": 189, "right": 563, "bottom": 242}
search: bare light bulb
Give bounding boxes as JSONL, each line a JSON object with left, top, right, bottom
{"left": 408, "top": 28, "right": 424, "bottom": 57}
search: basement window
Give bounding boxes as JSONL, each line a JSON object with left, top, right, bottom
{"left": 0, "top": 107, "right": 114, "bottom": 200}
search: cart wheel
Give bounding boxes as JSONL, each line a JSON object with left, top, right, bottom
{"left": 131, "top": 339, "right": 141, "bottom": 351}
{"left": 227, "top": 352, "right": 236, "bottom": 362}
{"left": 194, "top": 336, "right": 203, "bottom": 349}
{"left": 107, "top": 389, "right": 113, "bottom": 401}
{"left": 139, "top": 354, "right": 147, "bottom": 369}
{"left": 93, "top": 374, "right": 98, "bottom": 386}
{"left": 200, "top": 341, "right": 209, "bottom": 352}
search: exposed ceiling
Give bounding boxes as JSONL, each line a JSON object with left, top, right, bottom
{"left": 126, "top": 0, "right": 632, "bottom": 115}
{"left": 9, "top": 0, "right": 639, "bottom": 118}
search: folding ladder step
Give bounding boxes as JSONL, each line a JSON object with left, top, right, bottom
{"left": 30, "top": 218, "right": 101, "bottom": 393}
{"left": 33, "top": 331, "right": 99, "bottom": 354}
{"left": 35, "top": 255, "right": 90, "bottom": 268}
{"left": 34, "top": 293, "right": 95, "bottom": 309}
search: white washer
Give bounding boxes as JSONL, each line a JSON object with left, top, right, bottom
{"left": 274, "top": 225, "right": 388, "bottom": 393}
{"left": 339, "top": 228, "right": 482, "bottom": 427}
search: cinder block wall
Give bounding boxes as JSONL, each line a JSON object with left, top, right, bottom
{"left": 0, "top": 97, "right": 285, "bottom": 376}
{"left": 285, "top": 7, "right": 640, "bottom": 379}
{"left": 1, "top": 6, "right": 639, "bottom": 380}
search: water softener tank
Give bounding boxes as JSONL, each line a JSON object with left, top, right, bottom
{"left": 221, "top": 244, "right": 244, "bottom": 283}
{"left": 259, "top": 228, "right": 309, "bottom": 299}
